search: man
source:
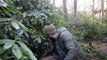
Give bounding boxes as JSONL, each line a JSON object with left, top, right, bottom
{"left": 43, "top": 23, "right": 86, "bottom": 60}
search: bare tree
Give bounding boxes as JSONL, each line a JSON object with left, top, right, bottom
{"left": 101, "top": 0, "right": 104, "bottom": 18}
{"left": 106, "top": 0, "right": 107, "bottom": 6}
{"left": 101, "top": 0, "right": 104, "bottom": 34}
{"left": 101, "top": 0, "right": 104, "bottom": 22}
{"left": 74, "top": 0, "right": 77, "bottom": 17}
{"left": 62, "top": 0, "right": 68, "bottom": 20}
{"left": 50, "top": 0, "right": 56, "bottom": 12}
{"left": 92, "top": 0, "right": 95, "bottom": 18}
{"left": 53, "top": 0, "right": 55, "bottom": 7}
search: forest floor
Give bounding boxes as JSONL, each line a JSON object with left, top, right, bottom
{"left": 83, "top": 37, "right": 107, "bottom": 60}
{"left": 92, "top": 41, "right": 107, "bottom": 54}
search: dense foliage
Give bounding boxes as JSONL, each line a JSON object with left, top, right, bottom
{"left": 66, "top": 13, "right": 107, "bottom": 41}
{"left": 0, "top": 0, "right": 63, "bottom": 60}
{"left": 0, "top": 0, "right": 107, "bottom": 60}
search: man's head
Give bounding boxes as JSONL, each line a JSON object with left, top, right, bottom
{"left": 43, "top": 24, "right": 57, "bottom": 39}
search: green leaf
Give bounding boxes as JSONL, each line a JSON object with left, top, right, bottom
{"left": 17, "top": 41, "right": 37, "bottom": 60}
{"left": 12, "top": 44, "right": 22, "bottom": 59}
{"left": 0, "top": 39, "right": 12, "bottom": 44}
{"left": 18, "top": 30, "right": 24, "bottom": 36}
{"left": 12, "top": 21, "right": 20, "bottom": 30}
{"left": 0, "top": 57, "right": 3, "bottom": 60}
{"left": 1, "top": 7, "right": 11, "bottom": 17}
{"left": 0, "top": 18, "right": 12, "bottom": 22}
{"left": 0, "top": 40, "right": 5, "bottom": 44}
{"left": 17, "top": 41, "right": 28, "bottom": 50}
{"left": 0, "top": 0, "right": 8, "bottom": 7}
{"left": 16, "top": 21, "right": 29, "bottom": 31}
{"left": 0, "top": 46, "right": 6, "bottom": 54}
{"left": 24, "top": 32, "right": 29, "bottom": 38}
{"left": 4, "top": 40, "right": 15, "bottom": 49}
{"left": 23, "top": 12, "right": 27, "bottom": 18}
{"left": 37, "top": 37, "right": 41, "bottom": 43}
{"left": 9, "top": 4, "right": 17, "bottom": 12}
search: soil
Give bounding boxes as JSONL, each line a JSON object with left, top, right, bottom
{"left": 84, "top": 37, "right": 107, "bottom": 60}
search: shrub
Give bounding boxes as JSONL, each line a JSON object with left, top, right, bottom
{"left": 66, "top": 13, "right": 107, "bottom": 41}
{"left": 0, "top": 0, "right": 61, "bottom": 60}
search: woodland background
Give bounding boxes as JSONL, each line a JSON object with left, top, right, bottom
{"left": 0, "top": 0, "right": 107, "bottom": 60}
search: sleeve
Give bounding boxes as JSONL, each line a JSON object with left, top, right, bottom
{"left": 61, "top": 31, "right": 77, "bottom": 60}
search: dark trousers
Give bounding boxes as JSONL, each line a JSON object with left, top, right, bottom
{"left": 41, "top": 55, "right": 61, "bottom": 60}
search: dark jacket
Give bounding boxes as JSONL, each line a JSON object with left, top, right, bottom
{"left": 54, "top": 27, "right": 85, "bottom": 60}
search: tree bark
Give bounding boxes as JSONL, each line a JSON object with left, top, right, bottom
{"left": 62, "top": 0, "right": 68, "bottom": 20}
{"left": 74, "top": 0, "right": 77, "bottom": 17}
{"left": 101, "top": 0, "right": 104, "bottom": 18}
{"left": 53, "top": 0, "right": 55, "bottom": 7}
{"left": 92, "top": 0, "right": 95, "bottom": 19}
{"left": 101, "top": 0, "right": 104, "bottom": 38}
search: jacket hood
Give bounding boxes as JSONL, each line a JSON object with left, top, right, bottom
{"left": 58, "top": 27, "right": 67, "bottom": 33}
{"left": 57, "top": 27, "right": 68, "bottom": 38}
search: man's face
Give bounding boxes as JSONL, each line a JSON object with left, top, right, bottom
{"left": 49, "top": 33, "right": 57, "bottom": 40}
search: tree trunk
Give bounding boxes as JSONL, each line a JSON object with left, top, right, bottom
{"left": 53, "top": 0, "right": 55, "bottom": 7}
{"left": 92, "top": 0, "right": 95, "bottom": 19}
{"left": 74, "top": 0, "right": 77, "bottom": 17}
{"left": 101, "top": 0, "right": 104, "bottom": 38}
{"left": 101, "top": 0, "right": 104, "bottom": 18}
{"left": 62, "top": 0, "right": 68, "bottom": 20}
